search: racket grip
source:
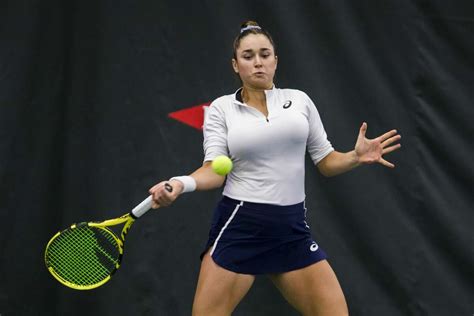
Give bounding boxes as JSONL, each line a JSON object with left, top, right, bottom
{"left": 131, "top": 184, "right": 173, "bottom": 218}
{"left": 131, "top": 196, "right": 153, "bottom": 218}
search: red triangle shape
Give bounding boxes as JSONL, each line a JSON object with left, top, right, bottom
{"left": 168, "top": 102, "right": 211, "bottom": 130}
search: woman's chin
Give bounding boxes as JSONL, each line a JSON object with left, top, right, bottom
{"left": 245, "top": 80, "right": 273, "bottom": 90}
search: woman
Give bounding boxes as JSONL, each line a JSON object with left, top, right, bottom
{"left": 149, "top": 21, "right": 401, "bottom": 316}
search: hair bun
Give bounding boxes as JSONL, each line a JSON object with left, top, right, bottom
{"left": 240, "top": 21, "right": 261, "bottom": 33}
{"left": 241, "top": 20, "right": 259, "bottom": 28}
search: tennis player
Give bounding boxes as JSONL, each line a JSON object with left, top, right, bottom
{"left": 149, "top": 21, "right": 401, "bottom": 316}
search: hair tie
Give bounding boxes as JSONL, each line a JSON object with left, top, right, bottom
{"left": 240, "top": 25, "right": 261, "bottom": 33}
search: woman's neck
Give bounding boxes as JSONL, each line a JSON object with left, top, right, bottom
{"left": 242, "top": 85, "right": 270, "bottom": 107}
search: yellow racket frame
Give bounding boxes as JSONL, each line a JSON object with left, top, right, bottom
{"left": 45, "top": 214, "right": 135, "bottom": 290}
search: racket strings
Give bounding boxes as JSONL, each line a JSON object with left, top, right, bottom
{"left": 47, "top": 229, "right": 109, "bottom": 283}
{"left": 46, "top": 225, "right": 121, "bottom": 287}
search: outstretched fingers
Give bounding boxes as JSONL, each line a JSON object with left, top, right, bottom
{"left": 382, "top": 133, "right": 401, "bottom": 146}
{"left": 381, "top": 132, "right": 401, "bottom": 158}
{"left": 383, "top": 143, "right": 401, "bottom": 155}
{"left": 378, "top": 129, "right": 399, "bottom": 143}
{"left": 377, "top": 129, "right": 401, "bottom": 168}
{"left": 379, "top": 157, "right": 395, "bottom": 168}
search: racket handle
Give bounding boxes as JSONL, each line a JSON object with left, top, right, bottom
{"left": 131, "top": 183, "right": 173, "bottom": 218}
{"left": 131, "top": 196, "right": 153, "bottom": 218}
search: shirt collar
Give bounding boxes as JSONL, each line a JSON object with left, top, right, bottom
{"left": 233, "top": 85, "right": 277, "bottom": 105}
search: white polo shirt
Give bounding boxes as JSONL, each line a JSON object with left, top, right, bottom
{"left": 203, "top": 86, "right": 334, "bottom": 205}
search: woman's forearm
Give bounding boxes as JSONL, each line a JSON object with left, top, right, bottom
{"left": 189, "top": 161, "right": 226, "bottom": 190}
{"left": 316, "top": 150, "right": 361, "bottom": 177}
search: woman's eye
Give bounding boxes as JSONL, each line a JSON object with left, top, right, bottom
{"left": 243, "top": 55, "right": 252, "bottom": 59}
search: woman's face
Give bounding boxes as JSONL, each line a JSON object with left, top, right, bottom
{"left": 232, "top": 34, "right": 278, "bottom": 90}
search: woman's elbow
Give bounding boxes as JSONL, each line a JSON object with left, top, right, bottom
{"left": 318, "top": 166, "right": 335, "bottom": 177}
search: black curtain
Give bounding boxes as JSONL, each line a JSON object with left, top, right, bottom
{"left": 1, "top": 1, "right": 472, "bottom": 315}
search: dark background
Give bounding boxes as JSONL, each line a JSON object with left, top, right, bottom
{"left": 1, "top": 0, "right": 473, "bottom": 315}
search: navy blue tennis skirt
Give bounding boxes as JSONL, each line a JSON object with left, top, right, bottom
{"left": 200, "top": 196, "right": 327, "bottom": 275}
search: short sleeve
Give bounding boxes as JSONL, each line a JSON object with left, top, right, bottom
{"left": 304, "top": 93, "right": 334, "bottom": 164}
{"left": 203, "top": 102, "right": 229, "bottom": 162}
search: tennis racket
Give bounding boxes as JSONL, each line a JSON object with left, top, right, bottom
{"left": 44, "top": 183, "right": 172, "bottom": 290}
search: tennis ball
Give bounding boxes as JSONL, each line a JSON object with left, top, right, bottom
{"left": 212, "top": 155, "right": 233, "bottom": 176}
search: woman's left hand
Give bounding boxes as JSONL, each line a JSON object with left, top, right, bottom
{"left": 354, "top": 122, "right": 401, "bottom": 168}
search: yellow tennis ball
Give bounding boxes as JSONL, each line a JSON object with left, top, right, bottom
{"left": 212, "top": 155, "right": 233, "bottom": 176}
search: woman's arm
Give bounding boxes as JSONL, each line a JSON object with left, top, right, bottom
{"left": 189, "top": 161, "right": 226, "bottom": 191}
{"left": 317, "top": 122, "right": 401, "bottom": 177}
{"left": 148, "top": 161, "right": 225, "bottom": 208}
{"left": 317, "top": 150, "right": 360, "bottom": 177}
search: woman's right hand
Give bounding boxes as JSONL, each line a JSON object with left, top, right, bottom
{"left": 148, "top": 180, "right": 184, "bottom": 209}
{"left": 148, "top": 161, "right": 226, "bottom": 209}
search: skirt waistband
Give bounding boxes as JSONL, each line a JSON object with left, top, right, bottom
{"left": 222, "top": 196, "right": 305, "bottom": 213}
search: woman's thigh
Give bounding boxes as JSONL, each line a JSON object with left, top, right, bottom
{"left": 269, "top": 260, "right": 348, "bottom": 316}
{"left": 192, "top": 251, "right": 255, "bottom": 316}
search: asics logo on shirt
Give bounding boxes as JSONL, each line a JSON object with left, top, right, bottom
{"left": 310, "top": 242, "right": 319, "bottom": 252}
{"left": 283, "top": 100, "right": 292, "bottom": 109}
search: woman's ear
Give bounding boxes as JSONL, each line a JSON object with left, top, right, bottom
{"left": 232, "top": 58, "right": 239, "bottom": 74}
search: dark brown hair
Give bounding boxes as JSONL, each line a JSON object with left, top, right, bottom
{"left": 232, "top": 21, "right": 276, "bottom": 59}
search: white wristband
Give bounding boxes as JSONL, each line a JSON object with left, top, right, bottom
{"left": 169, "top": 176, "right": 197, "bottom": 193}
